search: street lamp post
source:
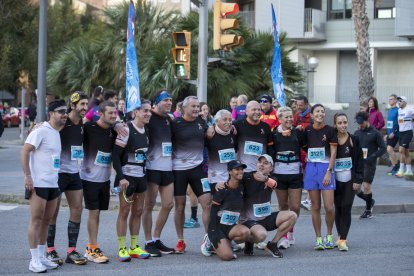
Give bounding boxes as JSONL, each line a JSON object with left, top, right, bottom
{"left": 305, "top": 56, "right": 319, "bottom": 102}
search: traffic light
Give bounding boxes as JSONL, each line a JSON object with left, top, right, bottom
{"left": 213, "top": 0, "right": 244, "bottom": 51}
{"left": 172, "top": 31, "right": 191, "bottom": 80}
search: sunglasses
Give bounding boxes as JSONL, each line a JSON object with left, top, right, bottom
{"left": 54, "top": 109, "right": 68, "bottom": 115}
{"left": 260, "top": 99, "right": 269, "bottom": 103}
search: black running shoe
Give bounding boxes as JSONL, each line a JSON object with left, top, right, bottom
{"left": 154, "top": 240, "right": 175, "bottom": 254}
{"left": 244, "top": 242, "right": 254, "bottom": 256}
{"left": 360, "top": 210, "right": 373, "bottom": 219}
{"left": 144, "top": 241, "right": 162, "bottom": 257}
{"left": 265, "top": 242, "right": 283, "bottom": 258}
{"left": 66, "top": 250, "right": 87, "bottom": 265}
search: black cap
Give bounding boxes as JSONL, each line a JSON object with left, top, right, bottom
{"left": 259, "top": 94, "right": 273, "bottom": 103}
{"left": 227, "top": 160, "right": 247, "bottom": 171}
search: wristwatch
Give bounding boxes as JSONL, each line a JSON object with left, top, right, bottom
{"left": 327, "top": 168, "right": 333, "bottom": 173}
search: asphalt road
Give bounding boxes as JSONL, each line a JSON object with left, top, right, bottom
{"left": 0, "top": 204, "right": 413, "bottom": 276}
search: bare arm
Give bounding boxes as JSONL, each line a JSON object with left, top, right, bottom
{"left": 21, "top": 143, "right": 35, "bottom": 190}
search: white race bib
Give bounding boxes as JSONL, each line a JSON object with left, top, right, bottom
{"left": 94, "top": 151, "right": 111, "bottom": 167}
{"left": 162, "top": 142, "right": 172, "bottom": 157}
{"left": 220, "top": 210, "right": 240, "bottom": 225}
{"left": 244, "top": 141, "right": 263, "bottom": 156}
{"left": 134, "top": 148, "right": 148, "bottom": 163}
{"left": 52, "top": 155, "right": 60, "bottom": 170}
{"left": 335, "top": 157, "right": 352, "bottom": 171}
{"left": 308, "top": 147, "right": 326, "bottom": 162}
{"left": 253, "top": 202, "right": 271, "bottom": 218}
{"left": 201, "top": 178, "right": 211, "bottom": 192}
{"left": 387, "top": 121, "right": 393, "bottom": 129}
{"left": 218, "top": 148, "right": 236, "bottom": 163}
{"left": 70, "top": 146, "right": 84, "bottom": 161}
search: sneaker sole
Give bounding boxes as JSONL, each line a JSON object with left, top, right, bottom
{"left": 159, "top": 250, "right": 174, "bottom": 255}
{"left": 130, "top": 254, "right": 150, "bottom": 259}
{"left": 119, "top": 257, "right": 131, "bottom": 262}
{"left": 65, "top": 258, "right": 87, "bottom": 265}
{"left": 264, "top": 247, "right": 283, "bottom": 258}
{"left": 49, "top": 259, "right": 63, "bottom": 266}
{"left": 29, "top": 267, "right": 47, "bottom": 273}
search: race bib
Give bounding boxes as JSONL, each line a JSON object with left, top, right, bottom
{"left": 201, "top": 178, "right": 211, "bottom": 192}
{"left": 52, "top": 155, "right": 60, "bottom": 170}
{"left": 335, "top": 157, "right": 352, "bottom": 171}
{"left": 94, "top": 151, "right": 111, "bottom": 167}
{"left": 71, "top": 146, "right": 84, "bottom": 161}
{"left": 276, "top": 151, "right": 296, "bottom": 162}
{"left": 398, "top": 116, "right": 404, "bottom": 125}
{"left": 387, "top": 121, "right": 393, "bottom": 129}
{"left": 308, "top": 147, "right": 326, "bottom": 162}
{"left": 134, "top": 148, "right": 147, "bottom": 163}
{"left": 244, "top": 141, "right": 263, "bottom": 156}
{"left": 220, "top": 210, "right": 240, "bottom": 225}
{"left": 162, "top": 142, "right": 172, "bottom": 157}
{"left": 253, "top": 202, "right": 271, "bottom": 218}
{"left": 218, "top": 148, "right": 236, "bottom": 163}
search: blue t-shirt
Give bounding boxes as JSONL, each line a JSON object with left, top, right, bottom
{"left": 387, "top": 106, "right": 399, "bottom": 136}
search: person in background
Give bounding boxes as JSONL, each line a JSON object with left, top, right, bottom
{"left": 368, "top": 96, "right": 385, "bottom": 131}
{"left": 88, "top": 86, "right": 104, "bottom": 110}
{"left": 272, "top": 99, "right": 280, "bottom": 110}
{"left": 395, "top": 96, "right": 414, "bottom": 177}
{"left": 232, "top": 95, "right": 248, "bottom": 121}
{"left": 200, "top": 102, "right": 215, "bottom": 127}
{"left": 385, "top": 94, "right": 400, "bottom": 175}
{"left": 227, "top": 96, "right": 238, "bottom": 113}
{"left": 290, "top": 99, "right": 298, "bottom": 115}
{"left": 173, "top": 101, "right": 183, "bottom": 119}
{"left": 84, "top": 90, "right": 118, "bottom": 123}
{"left": 117, "top": 99, "right": 126, "bottom": 122}
{"left": 28, "top": 100, "right": 37, "bottom": 130}
{"left": 259, "top": 94, "right": 279, "bottom": 131}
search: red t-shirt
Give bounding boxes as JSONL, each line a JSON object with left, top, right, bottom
{"left": 260, "top": 108, "right": 279, "bottom": 131}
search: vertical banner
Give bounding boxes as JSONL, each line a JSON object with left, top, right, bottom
{"left": 126, "top": 1, "right": 141, "bottom": 112}
{"left": 270, "top": 4, "right": 285, "bottom": 107}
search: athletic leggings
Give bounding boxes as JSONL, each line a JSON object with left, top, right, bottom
{"left": 334, "top": 180, "right": 355, "bottom": 240}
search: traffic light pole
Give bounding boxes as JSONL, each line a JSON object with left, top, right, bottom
{"left": 197, "top": 0, "right": 208, "bottom": 102}
{"left": 36, "top": 0, "right": 47, "bottom": 122}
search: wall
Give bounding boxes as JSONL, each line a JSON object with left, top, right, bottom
{"left": 313, "top": 51, "right": 338, "bottom": 103}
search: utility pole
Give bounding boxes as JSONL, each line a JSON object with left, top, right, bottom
{"left": 197, "top": 0, "right": 208, "bottom": 102}
{"left": 37, "top": 0, "right": 47, "bottom": 122}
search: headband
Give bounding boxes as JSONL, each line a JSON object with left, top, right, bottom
{"left": 154, "top": 91, "right": 172, "bottom": 105}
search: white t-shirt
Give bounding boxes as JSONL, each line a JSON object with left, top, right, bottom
{"left": 25, "top": 122, "right": 62, "bottom": 188}
{"left": 398, "top": 107, "right": 414, "bottom": 132}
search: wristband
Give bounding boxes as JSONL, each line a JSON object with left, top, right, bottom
{"left": 265, "top": 178, "right": 277, "bottom": 189}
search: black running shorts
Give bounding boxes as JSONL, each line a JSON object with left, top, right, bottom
{"left": 399, "top": 130, "right": 413, "bottom": 149}
{"left": 33, "top": 187, "right": 60, "bottom": 201}
{"left": 147, "top": 169, "right": 174, "bottom": 187}
{"left": 242, "top": 212, "right": 279, "bottom": 231}
{"left": 58, "top": 173, "right": 83, "bottom": 191}
{"left": 82, "top": 180, "right": 110, "bottom": 210}
{"left": 173, "top": 164, "right": 210, "bottom": 197}
{"left": 275, "top": 173, "right": 303, "bottom": 190}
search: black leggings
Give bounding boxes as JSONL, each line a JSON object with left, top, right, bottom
{"left": 334, "top": 180, "right": 355, "bottom": 240}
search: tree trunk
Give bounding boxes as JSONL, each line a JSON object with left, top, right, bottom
{"left": 352, "top": 0, "right": 375, "bottom": 104}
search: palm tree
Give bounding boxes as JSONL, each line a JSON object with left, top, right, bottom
{"left": 352, "top": 0, "right": 374, "bottom": 104}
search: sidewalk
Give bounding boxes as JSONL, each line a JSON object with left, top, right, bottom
{"left": 1, "top": 128, "right": 413, "bottom": 213}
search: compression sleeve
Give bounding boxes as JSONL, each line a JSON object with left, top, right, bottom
{"left": 112, "top": 144, "right": 125, "bottom": 180}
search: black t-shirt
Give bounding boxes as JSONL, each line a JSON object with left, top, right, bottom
{"left": 213, "top": 185, "right": 244, "bottom": 216}
{"left": 146, "top": 111, "right": 173, "bottom": 171}
{"left": 206, "top": 131, "right": 237, "bottom": 183}
{"left": 59, "top": 117, "right": 84, "bottom": 174}
{"left": 233, "top": 119, "right": 273, "bottom": 172}
{"left": 272, "top": 127, "right": 305, "bottom": 163}
{"left": 305, "top": 124, "right": 337, "bottom": 162}
{"left": 172, "top": 116, "right": 208, "bottom": 170}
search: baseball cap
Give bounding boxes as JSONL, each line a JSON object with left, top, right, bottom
{"left": 227, "top": 160, "right": 247, "bottom": 171}
{"left": 397, "top": 96, "right": 407, "bottom": 103}
{"left": 259, "top": 94, "right": 273, "bottom": 103}
{"left": 258, "top": 154, "right": 274, "bottom": 166}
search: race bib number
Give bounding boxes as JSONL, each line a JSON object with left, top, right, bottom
{"left": 201, "top": 178, "right": 211, "bottom": 192}
{"left": 244, "top": 141, "right": 263, "bottom": 156}
{"left": 52, "top": 155, "right": 60, "bottom": 170}
{"left": 220, "top": 210, "right": 240, "bottom": 225}
{"left": 253, "top": 202, "right": 271, "bottom": 218}
{"left": 398, "top": 116, "right": 404, "bottom": 125}
{"left": 71, "top": 146, "right": 84, "bottom": 161}
{"left": 162, "top": 142, "right": 172, "bottom": 157}
{"left": 387, "top": 121, "right": 393, "bottom": 129}
{"left": 94, "top": 151, "right": 111, "bottom": 167}
{"left": 134, "top": 148, "right": 147, "bottom": 164}
{"left": 308, "top": 147, "right": 326, "bottom": 162}
{"left": 335, "top": 157, "right": 352, "bottom": 171}
{"left": 218, "top": 148, "right": 236, "bottom": 163}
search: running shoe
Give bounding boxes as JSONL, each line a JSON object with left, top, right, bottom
{"left": 300, "top": 199, "right": 311, "bottom": 211}
{"left": 314, "top": 237, "right": 324, "bottom": 250}
{"left": 404, "top": 171, "right": 414, "bottom": 177}
{"left": 360, "top": 210, "right": 373, "bottom": 219}
{"left": 65, "top": 250, "right": 87, "bottom": 265}
{"left": 387, "top": 165, "right": 399, "bottom": 176}
{"left": 255, "top": 241, "right": 267, "bottom": 250}
{"left": 183, "top": 218, "right": 200, "bottom": 228}
{"left": 288, "top": 232, "right": 295, "bottom": 246}
{"left": 277, "top": 237, "right": 290, "bottom": 249}
{"left": 29, "top": 259, "right": 47, "bottom": 273}
{"left": 395, "top": 170, "right": 405, "bottom": 178}
{"left": 200, "top": 234, "right": 213, "bottom": 257}
{"left": 119, "top": 247, "right": 131, "bottom": 262}
{"left": 84, "top": 247, "right": 109, "bottom": 263}
{"left": 231, "top": 241, "right": 244, "bottom": 252}
{"left": 334, "top": 237, "right": 340, "bottom": 248}
{"left": 128, "top": 246, "right": 149, "bottom": 259}
{"left": 154, "top": 240, "right": 175, "bottom": 254}
{"left": 338, "top": 240, "right": 349, "bottom": 251}
{"left": 323, "top": 235, "right": 334, "bottom": 249}
{"left": 46, "top": 249, "right": 63, "bottom": 265}
{"left": 265, "top": 241, "right": 283, "bottom": 258}
{"left": 144, "top": 242, "right": 162, "bottom": 257}
{"left": 244, "top": 242, "right": 254, "bottom": 256}
{"left": 39, "top": 255, "right": 59, "bottom": 270}
{"left": 174, "top": 240, "right": 186, "bottom": 254}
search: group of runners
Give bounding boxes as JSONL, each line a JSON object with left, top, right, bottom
{"left": 21, "top": 89, "right": 413, "bottom": 272}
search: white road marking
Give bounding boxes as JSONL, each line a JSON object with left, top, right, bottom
{"left": 0, "top": 205, "right": 19, "bottom": 211}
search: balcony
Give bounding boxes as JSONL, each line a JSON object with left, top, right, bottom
{"left": 303, "top": 8, "right": 326, "bottom": 41}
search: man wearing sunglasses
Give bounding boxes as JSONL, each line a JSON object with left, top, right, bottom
{"left": 259, "top": 94, "right": 279, "bottom": 131}
{"left": 395, "top": 96, "right": 414, "bottom": 177}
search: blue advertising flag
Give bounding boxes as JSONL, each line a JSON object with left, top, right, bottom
{"left": 126, "top": 1, "right": 141, "bottom": 112}
{"left": 270, "top": 4, "right": 285, "bottom": 107}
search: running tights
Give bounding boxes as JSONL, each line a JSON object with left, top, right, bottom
{"left": 334, "top": 180, "right": 355, "bottom": 240}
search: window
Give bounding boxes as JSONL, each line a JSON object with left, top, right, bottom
{"left": 374, "top": 0, "right": 396, "bottom": 19}
{"left": 328, "top": 0, "right": 352, "bottom": 20}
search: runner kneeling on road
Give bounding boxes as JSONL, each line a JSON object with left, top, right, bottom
{"left": 241, "top": 155, "right": 297, "bottom": 258}
{"left": 204, "top": 160, "right": 250, "bottom": 261}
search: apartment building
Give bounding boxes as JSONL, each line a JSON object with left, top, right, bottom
{"left": 238, "top": 0, "right": 414, "bottom": 105}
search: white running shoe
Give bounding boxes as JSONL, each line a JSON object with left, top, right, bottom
{"left": 254, "top": 241, "right": 267, "bottom": 250}
{"left": 29, "top": 259, "right": 47, "bottom": 273}
{"left": 277, "top": 237, "right": 290, "bottom": 249}
{"left": 39, "top": 256, "right": 59, "bottom": 269}
{"left": 301, "top": 199, "right": 311, "bottom": 211}
{"left": 288, "top": 232, "right": 295, "bottom": 246}
{"left": 200, "top": 234, "right": 213, "bottom": 257}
